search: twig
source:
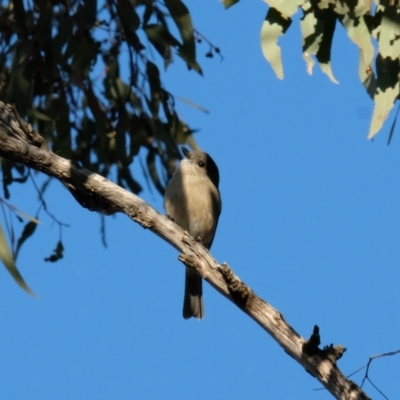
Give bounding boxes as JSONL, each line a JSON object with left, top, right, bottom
{"left": 346, "top": 349, "right": 400, "bottom": 399}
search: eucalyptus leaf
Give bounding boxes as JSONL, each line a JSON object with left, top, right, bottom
{"left": 14, "top": 221, "right": 38, "bottom": 261}
{"left": 221, "top": 0, "right": 239, "bottom": 9}
{"left": 146, "top": 150, "right": 165, "bottom": 196}
{"left": 260, "top": 8, "right": 292, "bottom": 80}
{"left": 369, "top": 54, "right": 400, "bottom": 139}
{"left": 369, "top": 83, "right": 399, "bottom": 139}
{"left": 341, "top": 14, "right": 375, "bottom": 96}
{"left": 0, "top": 223, "right": 36, "bottom": 297}
{"left": 264, "top": 0, "right": 303, "bottom": 18}
{"left": 164, "top": 0, "right": 199, "bottom": 71}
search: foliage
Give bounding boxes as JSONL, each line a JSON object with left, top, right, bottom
{"left": 0, "top": 0, "right": 207, "bottom": 200}
{"left": 0, "top": 212, "right": 36, "bottom": 296}
{"left": 256, "top": 0, "right": 400, "bottom": 139}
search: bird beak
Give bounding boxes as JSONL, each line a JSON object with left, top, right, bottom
{"left": 181, "top": 146, "right": 190, "bottom": 159}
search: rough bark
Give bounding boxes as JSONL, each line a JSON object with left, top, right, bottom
{"left": 0, "top": 102, "right": 370, "bottom": 400}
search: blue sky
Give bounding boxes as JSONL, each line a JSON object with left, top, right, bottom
{"left": 1, "top": 1, "right": 400, "bottom": 399}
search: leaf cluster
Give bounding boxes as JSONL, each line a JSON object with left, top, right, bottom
{"left": 0, "top": 0, "right": 203, "bottom": 198}
{"left": 257, "top": 0, "right": 400, "bottom": 139}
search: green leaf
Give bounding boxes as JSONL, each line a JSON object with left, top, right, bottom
{"left": 145, "top": 24, "right": 181, "bottom": 48}
{"left": 341, "top": 14, "right": 375, "bottom": 97}
{"left": 260, "top": 8, "right": 292, "bottom": 80}
{"left": 117, "top": 0, "right": 140, "bottom": 31}
{"left": 117, "top": 0, "right": 144, "bottom": 51}
{"left": 177, "top": 47, "right": 202, "bottom": 74}
{"left": 14, "top": 221, "right": 38, "bottom": 261}
{"left": 368, "top": 55, "right": 400, "bottom": 139}
{"left": 143, "top": 2, "right": 154, "bottom": 26}
{"left": 12, "top": 0, "right": 28, "bottom": 34}
{"left": 104, "top": 72, "right": 131, "bottom": 105}
{"left": 52, "top": 94, "right": 72, "bottom": 158}
{"left": 128, "top": 115, "right": 147, "bottom": 158}
{"left": 79, "top": 0, "right": 97, "bottom": 26}
{"left": 147, "top": 150, "right": 165, "bottom": 196}
{"left": 153, "top": 118, "right": 180, "bottom": 157}
{"left": 86, "top": 87, "right": 109, "bottom": 134}
{"left": 368, "top": 7, "right": 400, "bottom": 139}
{"left": 31, "top": 108, "right": 52, "bottom": 121}
{"left": 300, "top": 5, "right": 338, "bottom": 83}
{"left": 314, "top": 8, "right": 338, "bottom": 83}
{"left": 169, "top": 112, "right": 189, "bottom": 147}
{"left": 264, "top": 0, "right": 302, "bottom": 18}
{"left": 379, "top": 8, "right": 400, "bottom": 60}
{"left": 221, "top": 0, "right": 239, "bottom": 9}
{"left": 146, "top": 61, "right": 161, "bottom": 115}
{"left": 71, "top": 36, "right": 98, "bottom": 76}
{"left": 0, "top": 222, "right": 36, "bottom": 296}
{"left": 1, "top": 159, "right": 12, "bottom": 199}
{"left": 53, "top": 15, "right": 74, "bottom": 63}
{"left": 334, "top": 0, "right": 373, "bottom": 18}
{"left": 164, "top": 0, "right": 199, "bottom": 72}
{"left": 6, "top": 54, "right": 32, "bottom": 116}
{"left": 145, "top": 24, "right": 181, "bottom": 68}
{"left": 369, "top": 85, "right": 399, "bottom": 139}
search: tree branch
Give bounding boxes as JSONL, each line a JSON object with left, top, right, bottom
{"left": 0, "top": 101, "right": 370, "bottom": 400}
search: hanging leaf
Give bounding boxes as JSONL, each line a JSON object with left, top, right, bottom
{"left": 117, "top": 0, "right": 144, "bottom": 51}
{"left": 145, "top": 24, "right": 181, "bottom": 68}
{"left": 146, "top": 150, "right": 165, "bottom": 196}
{"left": 177, "top": 48, "right": 203, "bottom": 74}
{"left": 260, "top": 8, "right": 292, "bottom": 80}
{"left": 1, "top": 159, "right": 13, "bottom": 199}
{"left": 86, "top": 87, "right": 109, "bottom": 134}
{"left": 341, "top": 14, "right": 375, "bottom": 96}
{"left": 79, "top": 0, "right": 97, "bottom": 26}
{"left": 52, "top": 94, "right": 72, "bottom": 158}
{"left": 378, "top": 8, "right": 400, "bottom": 60}
{"left": 369, "top": 8, "right": 400, "bottom": 139}
{"left": 0, "top": 222, "right": 36, "bottom": 296}
{"left": 264, "top": 0, "right": 303, "bottom": 19}
{"left": 300, "top": 4, "right": 338, "bottom": 83}
{"left": 221, "top": 0, "right": 239, "bottom": 9}
{"left": 315, "top": 8, "right": 338, "bottom": 84}
{"left": 147, "top": 61, "right": 162, "bottom": 116}
{"left": 164, "top": 0, "right": 200, "bottom": 73}
{"left": 14, "top": 220, "right": 38, "bottom": 261}
{"left": 368, "top": 55, "right": 400, "bottom": 139}
{"left": 52, "top": 15, "right": 73, "bottom": 63}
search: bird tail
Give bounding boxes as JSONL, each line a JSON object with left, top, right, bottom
{"left": 183, "top": 267, "right": 204, "bottom": 320}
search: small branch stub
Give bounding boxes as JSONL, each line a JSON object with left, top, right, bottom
{"left": 303, "top": 325, "right": 346, "bottom": 364}
{"left": 303, "top": 325, "right": 321, "bottom": 355}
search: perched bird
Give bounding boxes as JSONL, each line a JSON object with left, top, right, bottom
{"left": 164, "top": 146, "right": 221, "bottom": 319}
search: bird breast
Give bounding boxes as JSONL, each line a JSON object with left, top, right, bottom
{"left": 164, "top": 171, "right": 220, "bottom": 248}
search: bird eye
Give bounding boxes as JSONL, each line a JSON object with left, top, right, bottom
{"left": 198, "top": 161, "right": 205, "bottom": 168}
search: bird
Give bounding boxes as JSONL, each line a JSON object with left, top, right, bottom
{"left": 164, "top": 146, "right": 221, "bottom": 319}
